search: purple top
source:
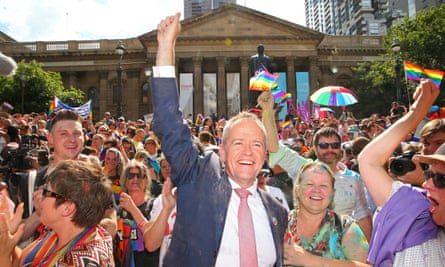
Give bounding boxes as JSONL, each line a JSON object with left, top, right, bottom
{"left": 368, "top": 184, "right": 439, "bottom": 266}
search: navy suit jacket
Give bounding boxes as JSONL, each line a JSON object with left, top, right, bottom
{"left": 151, "top": 77, "right": 288, "bottom": 267}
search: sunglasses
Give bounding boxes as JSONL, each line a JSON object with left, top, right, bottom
{"left": 257, "top": 172, "right": 270, "bottom": 178}
{"left": 317, "top": 142, "right": 341, "bottom": 150}
{"left": 42, "top": 184, "right": 67, "bottom": 200}
{"left": 424, "top": 170, "right": 445, "bottom": 188}
{"left": 128, "top": 172, "right": 144, "bottom": 180}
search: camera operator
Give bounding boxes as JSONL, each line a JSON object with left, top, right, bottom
{"left": 0, "top": 125, "right": 50, "bottom": 217}
{"left": 388, "top": 118, "right": 445, "bottom": 186}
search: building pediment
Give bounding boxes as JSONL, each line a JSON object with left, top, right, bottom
{"left": 139, "top": 3, "right": 324, "bottom": 46}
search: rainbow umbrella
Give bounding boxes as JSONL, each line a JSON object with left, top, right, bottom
{"left": 310, "top": 86, "right": 358, "bottom": 107}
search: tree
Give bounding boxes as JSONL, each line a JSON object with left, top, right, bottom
{"left": 0, "top": 60, "right": 85, "bottom": 114}
{"left": 347, "top": 5, "right": 445, "bottom": 117}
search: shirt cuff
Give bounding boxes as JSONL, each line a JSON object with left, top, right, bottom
{"left": 152, "top": 66, "right": 175, "bottom": 78}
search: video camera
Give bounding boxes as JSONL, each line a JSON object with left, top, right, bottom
{"left": 389, "top": 150, "right": 428, "bottom": 176}
{"left": 2, "top": 134, "right": 49, "bottom": 172}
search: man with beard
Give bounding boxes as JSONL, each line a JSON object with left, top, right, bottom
{"left": 258, "top": 90, "right": 372, "bottom": 242}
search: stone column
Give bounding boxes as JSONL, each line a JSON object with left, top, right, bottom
{"left": 193, "top": 57, "right": 203, "bottom": 116}
{"left": 240, "top": 57, "right": 249, "bottom": 111}
{"left": 98, "top": 71, "right": 109, "bottom": 119}
{"left": 216, "top": 56, "right": 227, "bottom": 118}
{"left": 286, "top": 56, "right": 296, "bottom": 94}
{"left": 308, "top": 56, "right": 320, "bottom": 94}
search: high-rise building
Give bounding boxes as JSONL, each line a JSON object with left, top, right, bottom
{"left": 305, "top": 0, "right": 442, "bottom": 36}
{"left": 184, "top": 0, "right": 236, "bottom": 19}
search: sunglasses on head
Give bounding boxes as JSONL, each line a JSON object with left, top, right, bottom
{"left": 424, "top": 170, "right": 445, "bottom": 188}
{"left": 317, "top": 142, "right": 341, "bottom": 149}
{"left": 128, "top": 172, "right": 144, "bottom": 180}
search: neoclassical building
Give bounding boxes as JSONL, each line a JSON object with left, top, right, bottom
{"left": 0, "top": 3, "right": 384, "bottom": 121}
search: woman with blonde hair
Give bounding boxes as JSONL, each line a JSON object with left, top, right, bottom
{"left": 116, "top": 160, "right": 159, "bottom": 266}
{"left": 284, "top": 161, "right": 370, "bottom": 267}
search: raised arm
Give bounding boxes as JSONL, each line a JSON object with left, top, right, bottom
{"left": 258, "top": 90, "right": 279, "bottom": 152}
{"left": 358, "top": 80, "right": 439, "bottom": 207}
{"left": 156, "top": 12, "right": 181, "bottom": 67}
{"left": 143, "top": 177, "right": 176, "bottom": 252}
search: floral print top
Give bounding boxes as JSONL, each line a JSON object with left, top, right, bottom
{"left": 284, "top": 209, "right": 353, "bottom": 260}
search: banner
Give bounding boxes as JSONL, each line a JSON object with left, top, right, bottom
{"left": 49, "top": 97, "right": 92, "bottom": 119}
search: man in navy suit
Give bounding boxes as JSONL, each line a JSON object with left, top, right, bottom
{"left": 150, "top": 13, "right": 288, "bottom": 267}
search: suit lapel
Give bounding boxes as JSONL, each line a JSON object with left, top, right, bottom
{"left": 213, "top": 175, "right": 232, "bottom": 251}
{"left": 257, "top": 190, "right": 281, "bottom": 261}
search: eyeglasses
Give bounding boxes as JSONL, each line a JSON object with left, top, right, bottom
{"left": 317, "top": 142, "right": 341, "bottom": 150}
{"left": 128, "top": 172, "right": 144, "bottom": 180}
{"left": 424, "top": 170, "right": 445, "bottom": 188}
{"left": 42, "top": 184, "right": 67, "bottom": 200}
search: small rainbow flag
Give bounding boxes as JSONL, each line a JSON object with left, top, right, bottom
{"left": 281, "top": 120, "right": 292, "bottom": 129}
{"left": 281, "top": 93, "right": 293, "bottom": 102}
{"left": 271, "top": 87, "right": 285, "bottom": 99}
{"left": 249, "top": 70, "right": 278, "bottom": 91}
{"left": 404, "top": 61, "right": 445, "bottom": 88}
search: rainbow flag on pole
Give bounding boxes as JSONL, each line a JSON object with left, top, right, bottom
{"left": 249, "top": 70, "right": 278, "bottom": 91}
{"left": 404, "top": 61, "right": 445, "bottom": 88}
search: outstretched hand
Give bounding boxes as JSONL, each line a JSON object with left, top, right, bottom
{"left": 162, "top": 177, "right": 176, "bottom": 212}
{"left": 0, "top": 211, "right": 24, "bottom": 259}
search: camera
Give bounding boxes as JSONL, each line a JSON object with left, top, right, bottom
{"left": 389, "top": 150, "right": 426, "bottom": 176}
{"left": 2, "top": 134, "right": 49, "bottom": 171}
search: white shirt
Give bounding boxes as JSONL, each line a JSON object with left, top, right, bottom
{"left": 263, "top": 185, "right": 290, "bottom": 212}
{"left": 215, "top": 179, "right": 276, "bottom": 267}
{"left": 150, "top": 194, "right": 177, "bottom": 267}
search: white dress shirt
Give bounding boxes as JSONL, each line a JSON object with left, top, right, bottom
{"left": 215, "top": 178, "right": 276, "bottom": 267}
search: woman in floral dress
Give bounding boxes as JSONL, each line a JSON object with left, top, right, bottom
{"left": 284, "top": 161, "right": 370, "bottom": 267}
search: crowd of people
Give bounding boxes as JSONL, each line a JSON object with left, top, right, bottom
{"left": 0, "top": 11, "right": 444, "bottom": 267}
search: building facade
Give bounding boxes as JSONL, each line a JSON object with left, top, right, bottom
{"left": 0, "top": 4, "right": 384, "bottom": 121}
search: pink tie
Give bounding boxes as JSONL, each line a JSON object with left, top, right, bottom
{"left": 234, "top": 188, "right": 258, "bottom": 267}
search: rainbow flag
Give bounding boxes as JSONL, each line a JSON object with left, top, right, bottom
{"left": 404, "top": 61, "right": 445, "bottom": 88}
{"left": 271, "top": 86, "right": 285, "bottom": 99}
{"left": 281, "top": 93, "right": 293, "bottom": 102}
{"left": 249, "top": 70, "right": 278, "bottom": 91}
{"left": 281, "top": 120, "right": 292, "bottom": 129}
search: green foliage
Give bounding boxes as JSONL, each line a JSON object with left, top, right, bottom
{"left": 347, "top": 5, "right": 445, "bottom": 117}
{"left": 0, "top": 60, "right": 85, "bottom": 114}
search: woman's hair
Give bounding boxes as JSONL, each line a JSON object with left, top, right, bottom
{"left": 104, "top": 147, "right": 125, "bottom": 176}
{"left": 120, "top": 160, "right": 152, "bottom": 198}
{"left": 157, "top": 156, "right": 170, "bottom": 183}
{"left": 47, "top": 160, "right": 112, "bottom": 227}
{"left": 293, "top": 161, "right": 336, "bottom": 210}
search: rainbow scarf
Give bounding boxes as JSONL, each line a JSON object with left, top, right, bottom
{"left": 404, "top": 61, "right": 445, "bottom": 88}
{"left": 23, "top": 226, "right": 96, "bottom": 267}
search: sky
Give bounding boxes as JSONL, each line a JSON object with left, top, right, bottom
{"left": 0, "top": 0, "right": 306, "bottom": 42}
